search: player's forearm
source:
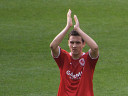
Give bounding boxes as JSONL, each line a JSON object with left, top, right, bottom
{"left": 50, "top": 25, "right": 70, "bottom": 50}
{"left": 76, "top": 28, "right": 98, "bottom": 51}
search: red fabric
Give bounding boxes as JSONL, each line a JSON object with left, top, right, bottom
{"left": 53, "top": 48, "right": 99, "bottom": 96}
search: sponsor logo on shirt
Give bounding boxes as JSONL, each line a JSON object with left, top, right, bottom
{"left": 79, "top": 58, "right": 85, "bottom": 67}
{"left": 66, "top": 70, "right": 82, "bottom": 80}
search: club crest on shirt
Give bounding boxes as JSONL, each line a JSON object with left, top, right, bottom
{"left": 79, "top": 58, "right": 85, "bottom": 67}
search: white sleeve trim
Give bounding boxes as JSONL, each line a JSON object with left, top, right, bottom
{"left": 89, "top": 49, "right": 99, "bottom": 59}
{"left": 51, "top": 46, "right": 61, "bottom": 58}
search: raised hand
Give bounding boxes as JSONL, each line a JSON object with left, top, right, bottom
{"left": 67, "top": 9, "right": 73, "bottom": 27}
{"left": 74, "top": 15, "right": 80, "bottom": 30}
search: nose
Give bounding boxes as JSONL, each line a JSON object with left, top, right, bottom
{"left": 73, "top": 43, "right": 77, "bottom": 48}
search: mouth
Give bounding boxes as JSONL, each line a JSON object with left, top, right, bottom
{"left": 72, "top": 49, "right": 77, "bottom": 51}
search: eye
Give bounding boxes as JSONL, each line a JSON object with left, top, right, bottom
{"left": 70, "top": 41, "right": 74, "bottom": 44}
{"left": 76, "top": 41, "right": 81, "bottom": 44}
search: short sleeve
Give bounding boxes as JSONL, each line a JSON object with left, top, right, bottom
{"left": 52, "top": 47, "right": 68, "bottom": 69}
{"left": 86, "top": 50, "right": 99, "bottom": 70}
{"left": 88, "top": 49, "right": 99, "bottom": 59}
{"left": 51, "top": 46, "right": 61, "bottom": 58}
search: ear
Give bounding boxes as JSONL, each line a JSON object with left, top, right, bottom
{"left": 68, "top": 40, "right": 70, "bottom": 46}
{"left": 82, "top": 42, "right": 86, "bottom": 48}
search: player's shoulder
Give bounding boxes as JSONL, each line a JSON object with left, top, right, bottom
{"left": 60, "top": 48, "right": 70, "bottom": 56}
{"left": 84, "top": 50, "right": 99, "bottom": 60}
{"left": 82, "top": 52, "right": 88, "bottom": 57}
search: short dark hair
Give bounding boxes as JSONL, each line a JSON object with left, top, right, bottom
{"left": 68, "top": 29, "right": 84, "bottom": 43}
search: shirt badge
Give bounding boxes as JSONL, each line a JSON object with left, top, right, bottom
{"left": 79, "top": 58, "right": 85, "bottom": 67}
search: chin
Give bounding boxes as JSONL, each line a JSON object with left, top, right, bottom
{"left": 72, "top": 52, "right": 79, "bottom": 55}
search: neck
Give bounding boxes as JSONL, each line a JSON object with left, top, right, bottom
{"left": 71, "top": 52, "right": 83, "bottom": 59}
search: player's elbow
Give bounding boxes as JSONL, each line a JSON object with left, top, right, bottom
{"left": 50, "top": 43, "right": 55, "bottom": 50}
{"left": 92, "top": 45, "right": 99, "bottom": 52}
{"left": 50, "top": 43, "right": 53, "bottom": 49}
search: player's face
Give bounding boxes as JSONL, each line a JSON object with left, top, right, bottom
{"left": 68, "top": 36, "right": 85, "bottom": 58}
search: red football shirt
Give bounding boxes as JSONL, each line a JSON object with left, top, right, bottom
{"left": 52, "top": 47, "right": 99, "bottom": 96}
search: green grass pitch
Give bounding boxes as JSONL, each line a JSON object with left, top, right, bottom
{"left": 0, "top": 0, "right": 128, "bottom": 96}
